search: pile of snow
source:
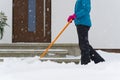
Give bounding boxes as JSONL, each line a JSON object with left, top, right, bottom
{"left": 0, "top": 50, "right": 120, "bottom": 80}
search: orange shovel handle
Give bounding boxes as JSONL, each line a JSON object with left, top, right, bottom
{"left": 40, "top": 19, "right": 73, "bottom": 58}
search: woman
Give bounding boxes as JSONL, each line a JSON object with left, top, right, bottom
{"left": 67, "top": 0, "right": 105, "bottom": 65}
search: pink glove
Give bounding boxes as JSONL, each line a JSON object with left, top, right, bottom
{"left": 67, "top": 14, "right": 76, "bottom": 22}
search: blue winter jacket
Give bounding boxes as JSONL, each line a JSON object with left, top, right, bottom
{"left": 74, "top": 0, "right": 91, "bottom": 27}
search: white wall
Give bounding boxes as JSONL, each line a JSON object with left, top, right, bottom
{"left": 0, "top": 0, "right": 12, "bottom": 43}
{"left": 90, "top": 0, "right": 120, "bottom": 49}
{"left": 52, "top": 0, "right": 120, "bottom": 49}
{"left": 52, "top": 0, "right": 78, "bottom": 43}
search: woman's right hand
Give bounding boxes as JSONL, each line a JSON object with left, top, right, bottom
{"left": 67, "top": 14, "right": 76, "bottom": 22}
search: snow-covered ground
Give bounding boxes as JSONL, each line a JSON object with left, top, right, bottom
{"left": 0, "top": 50, "right": 120, "bottom": 80}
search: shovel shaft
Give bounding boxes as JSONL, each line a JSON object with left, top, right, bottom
{"left": 40, "top": 19, "right": 72, "bottom": 58}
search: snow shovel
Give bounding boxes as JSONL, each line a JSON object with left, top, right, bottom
{"left": 40, "top": 19, "right": 73, "bottom": 58}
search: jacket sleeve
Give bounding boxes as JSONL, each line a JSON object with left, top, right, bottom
{"left": 75, "top": 0, "right": 90, "bottom": 19}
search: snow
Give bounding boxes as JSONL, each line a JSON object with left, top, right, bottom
{"left": 0, "top": 50, "right": 120, "bottom": 80}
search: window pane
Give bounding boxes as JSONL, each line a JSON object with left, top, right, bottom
{"left": 28, "top": 0, "right": 36, "bottom": 32}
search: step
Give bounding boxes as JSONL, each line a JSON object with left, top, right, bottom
{"left": 0, "top": 43, "right": 80, "bottom": 56}
{"left": 40, "top": 57, "right": 80, "bottom": 64}
{"left": 0, "top": 57, "right": 80, "bottom": 64}
{"left": 0, "top": 43, "right": 79, "bottom": 49}
{"left": 0, "top": 49, "right": 68, "bottom": 57}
